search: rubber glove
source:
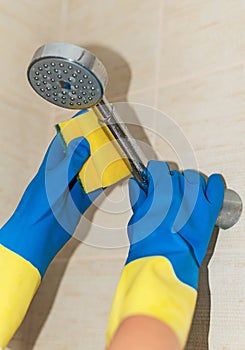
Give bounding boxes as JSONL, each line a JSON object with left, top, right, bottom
{"left": 106, "top": 160, "right": 224, "bottom": 349}
{"left": 0, "top": 133, "right": 101, "bottom": 349}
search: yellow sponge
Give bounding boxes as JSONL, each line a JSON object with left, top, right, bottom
{"left": 56, "top": 109, "right": 131, "bottom": 193}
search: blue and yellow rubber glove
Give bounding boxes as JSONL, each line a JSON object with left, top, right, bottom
{"left": 106, "top": 161, "right": 225, "bottom": 349}
{"left": 0, "top": 133, "right": 101, "bottom": 349}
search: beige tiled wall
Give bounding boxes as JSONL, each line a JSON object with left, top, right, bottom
{"left": 0, "top": 0, "right": 244, "bottom": 349}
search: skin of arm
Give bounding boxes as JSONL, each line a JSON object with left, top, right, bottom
{"left": 107, "top": 315, "right": 181, "bottom": 350}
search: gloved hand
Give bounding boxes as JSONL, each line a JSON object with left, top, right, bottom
{"left": 0, "top": 133, "right": 101, "bottom": 349}
{"left": 106, "top": 161, "right": 225, "bottom": 349}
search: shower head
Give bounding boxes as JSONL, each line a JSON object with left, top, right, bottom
{"left": 27, "top": 42, "right": 108, "bottom": 109}
{"left": 27, "top": 42, "right": 149, "bottom": 187}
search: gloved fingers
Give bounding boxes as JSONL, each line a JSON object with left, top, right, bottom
{"left": 166, "top": 171, "right": 187, "bottom": 233}
{"left": 66, "top": 137, "right": 91, "bottom": 182}
{"left": 174, "top": 170, "right": 207, "bottom": 230}
{"left": 42, "top": 133, "right": 66, "bottom": 171}
{"left": 69, "top": 180, "right": 103, "bottom": 214}
{"left": 128, "top": 161, "right": 170, "bottom": 212}
{"left": 132, "top": 161, "right": 174, "bottom": 230}
{"left": 128, "top": 178, "right": 147, "bottom": 213}
{"left": 147, "top": 161, "right": 171, "bottom": 195}
{"left": 170, "top": 169, "right": 180, "bottom": 176}
{"left": 45, "top": 137, "right": 90, "bottom": 207}
{"left": 171, "top": 171, "right": 205, "bottom": 233}
{"left": 45, "top": 111, "right": 89, "bottom": 170}
{"left": 168, "top": 169, "right": 204, "bottom": 235}
{"left": 72, "top": 109, "right": 88, "bottom": 118}
{"left": 182, "top": 170, "right": 206, "bottom": 189}
{"left": 176, "top": 173, "right": 224, "bottom": 266}
{"left": 206, "top": 174, "right": 225, "bottom": 210}
{"left": 44, "top": 133, "right": 89, "bottom": 173}
{"left": 146, "top": 161, "right": 173, "bottom": 210}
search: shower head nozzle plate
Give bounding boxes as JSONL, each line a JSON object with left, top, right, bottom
{"left": 27, "top": 42, "right": 108, "bottom": 109}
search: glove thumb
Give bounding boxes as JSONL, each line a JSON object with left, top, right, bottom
{"left": 206, "top": 174, "right": 225, "bottom": 215}
{"left": 128, "top": 178, "right": 146, "bottom": 213}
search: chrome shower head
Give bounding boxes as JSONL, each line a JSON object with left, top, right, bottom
{"left": 27, "top": 42, "right": 149, "bottom": 188}
{"left": 27, "top": 42, "right": 108, "bottom": 109}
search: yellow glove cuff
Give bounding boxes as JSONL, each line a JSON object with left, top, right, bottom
{"left": 0, "top": 245, "right": 41, "bottom": 349}
{"left": 106, "top": 256, "right": 197, "bottom": 349}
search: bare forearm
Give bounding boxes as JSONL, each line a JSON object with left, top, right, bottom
{"left": 107, "top": 315, "right": 181, "bottom": 350}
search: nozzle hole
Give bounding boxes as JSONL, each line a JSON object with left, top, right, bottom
{"left": 59, "top": 80, "right": 71, "bottom": 90}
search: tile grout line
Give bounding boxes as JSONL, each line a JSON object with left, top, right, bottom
{"left": 58, "top": 0, "right": 68, "bottom": 42}
{"left": 150, "top": 0, "right": 165, "bottom": 149}
{"left": 154, "top": 0, "right": 164, "bottom": 109}
{"left": 157, "top": 60, "right": 245, "bottom": 90}
{"left": 112, "top": 60, "right": 245, "bottom": 105}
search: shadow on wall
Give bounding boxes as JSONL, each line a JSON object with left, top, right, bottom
{"left": 186, "top": 227, "right": 220, "bottom": 350}
{"left": 84, "top": 44, "right": 132, "bottom": 101}
{"left": 9, "top": 44, "right": 214, "bottom": 350}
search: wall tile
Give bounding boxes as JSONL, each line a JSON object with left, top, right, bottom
{"left": 0, "top": 0, "right": 64, "bottom": 223}
{"left": 209, "top": 254, "right": 245, "bottom": 349}
{"left": 160, "top": 0, "right": 245, "bottom": 85}
{"left": 156, "top": 65, "right": 245, "bottom": 181}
